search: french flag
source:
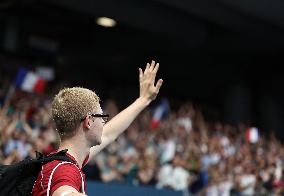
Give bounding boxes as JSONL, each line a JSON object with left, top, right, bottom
{"left": 246, "top": 127, "right": 259, "bottom": 143}
{"left": 150, "top": 99, "right": 170, "bottom": 129}
{"left": 14, "top": 67, "right": 47, "bottom": 93}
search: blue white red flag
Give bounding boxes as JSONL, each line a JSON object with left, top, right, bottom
{"left": 150, "top": 99, "right": 170, "bottom": 129}
{"left": 14, "top": 67, "right": 47, "bottom": 93}
{"left": 246, "top": 127, "right": 259, "bottom": 143}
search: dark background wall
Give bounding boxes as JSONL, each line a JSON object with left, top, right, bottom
{"left": 0, "top": 0, "right": 284, "bottom": 138}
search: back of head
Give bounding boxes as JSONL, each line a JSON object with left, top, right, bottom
{"left": 52, "top": 87, "right": 100, "bottom": 140}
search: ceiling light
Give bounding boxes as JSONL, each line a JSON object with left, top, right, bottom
{"left": 96, "top": 17, "right": 117, "bottom": 27}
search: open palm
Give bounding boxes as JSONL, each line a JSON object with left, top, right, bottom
{"left": 139, "top": 60, "right": 163, "bottom": 103}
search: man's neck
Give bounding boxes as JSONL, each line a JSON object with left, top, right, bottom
{"left": 58, "top": 137, "right": 89, "bottom": 168}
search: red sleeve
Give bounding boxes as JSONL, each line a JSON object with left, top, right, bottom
{"left": 50, "top": 163, "right": 82, "bottom": 195}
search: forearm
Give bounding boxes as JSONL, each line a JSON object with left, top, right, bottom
{"left": 89, "top": 97, "right": 149, "bottom": 158}
{"left": 52, "top": 186, "right": 86, "bottom": 196}
{"left": 59, "top": 192, "right": 86, "bottom": 196}
{"left": 103, "top": 97, "right": 149, "bottom": 140}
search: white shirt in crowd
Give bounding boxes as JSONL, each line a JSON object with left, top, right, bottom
{"left": 160, "top": 140, "right": 176, "bottom": 164}
{"left": 240, "top": 174, "right": 256, "bottom": 195}
{"left": 206, "top": 181, "right": 232, "bottom": 196}
{"left": 157, "top": 164, "right": 189, "bottom": 191}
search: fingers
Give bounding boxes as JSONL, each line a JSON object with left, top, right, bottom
{"left": 155, "top": 79, "right": 163, "bottom": 92}
{"left": 144, "top": 60, "right": 156, "bottom": 75}
{"left": 141, "top": 60, "right": 161, "bottom": 88}
{"left": 139, "top": 68, "right": 143, "bottom": 83}
{"left": 139, "top": 68, "right": 143, "bottom": 77}
{"left": 144, "top": 63, "right": 150, "bottom": 75}
{"left": 144, "top": 60, "right": 159, "bottom": 77}
{"left": 149, "top": 61, "right": 159, "bottom": 83}
{"left": 153, "top": 63, "right": 159, "bottom": 75}
{"left": 149, "top": 60, "right": 155, "bottom": 72}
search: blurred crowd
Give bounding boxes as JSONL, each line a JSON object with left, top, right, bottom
{"left": 1, "top": 84, "right": 284, "bottom": 196}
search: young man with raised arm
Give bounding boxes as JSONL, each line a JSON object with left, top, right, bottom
{"left": 32, "top": 61, "right": 163, "bottom": 196}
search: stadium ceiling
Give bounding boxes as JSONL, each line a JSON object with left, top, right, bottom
{"left": 1, "top": 0, "right": 284, "bottom": 53}
{"left": 0, "top": 0, "right": 284, "bottom": 100}
{"left": 42, "top": 0, "right": 284, "bottom": 52}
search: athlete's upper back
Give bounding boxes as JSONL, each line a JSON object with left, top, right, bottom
{"left": 32, "top": 151, "right": 88, "bottom": 196}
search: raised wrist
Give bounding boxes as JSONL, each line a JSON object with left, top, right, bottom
{"left": 136, "top": 97, "right": 151, "bottom": 108}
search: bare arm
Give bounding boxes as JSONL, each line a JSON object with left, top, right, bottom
{"left": 89, "top": 60, "right": 163, "bottom": 159}
{"left": 52, "top": 185, "right": 86, "bottom": 196}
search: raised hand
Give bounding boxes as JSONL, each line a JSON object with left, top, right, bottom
{"left": 139, "top": 60, "right": 163, "bottom": 104}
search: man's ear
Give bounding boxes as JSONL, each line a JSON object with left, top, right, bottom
{"left": 83, "top": 116, "right": 91, "bottom": 129}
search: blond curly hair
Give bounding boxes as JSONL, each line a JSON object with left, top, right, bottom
{"left": 52, "top": 87, "right": 100, "bottom": 139}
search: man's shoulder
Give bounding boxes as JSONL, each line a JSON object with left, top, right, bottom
{"left": 43, "top": 160, "right": 79, "bottom": 172}
{"left": 32, "top": 158, "right": 83, "bottom": 195}
{"left": 41, "top": 160, "right": 82, "bottom": 188}
{"left": 40, "top": 160, "right": 81, "bottom": 180}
